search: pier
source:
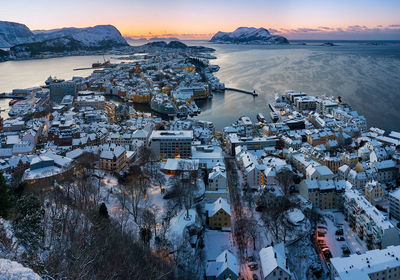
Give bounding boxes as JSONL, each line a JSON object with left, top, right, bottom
{"left": 225, "top": 87, "right": 258, "bottom": 96}
{"left": 0, "top": 93, "right": 26, "bottom": 99}
{"left": 73, "top": 67, "right": 97, "bottom": 71}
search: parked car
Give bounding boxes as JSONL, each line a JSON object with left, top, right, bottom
{"left": 255, "top": 205, "right": 266, "bottom": 212}
{"left": 246, "top": 256, "right": 255, "bottom": 262}
{"left": 317, "top": 232, "right": 326, "bottom": 237}
{"left": 342, "top": 246, "right": 351, "bottom": 255}
{"left": 320, "top": 246, "right": 328, "bottom": 251}
{"left": 335, "top": 229, "right": 344, "bottom": 235}
{"left": 336, "top": 236, "right": 345, "bottom": 241}
{"left": 323, "top": 249, "right": 333, "bottom": 260}
{"left": 248, "top": 263, "right": 258, "bottom": 271}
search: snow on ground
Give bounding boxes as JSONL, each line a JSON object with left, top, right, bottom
{"left": 0, "top": 219, "right": 26, "bottom": 257}
{"left": 287, "top": 235, "right": 325, "bottom": 280}
{"left": 286, "top": 208, "right": 305, "bottom": 225}
{"left": 320, "top": 210, "right": 367, "bottom": 257}
{"left": 100, "top": 175, "right": 138, "bottom": 234}
{"left": 147, "top": 184, "right": 167, "bottom": 224}
{"left": 167, "top": 209, "right": 198, "bottom": 242}
{"left": 195, "top": 178, "right": 205, "bottom": 200}
{"left": 204, "top": 230, "right": 233, "bottom": 261}
{"left": 0, "top": 258, "right": 42, "bottom": 280}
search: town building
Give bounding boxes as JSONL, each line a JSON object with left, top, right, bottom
{"left": 49, "top": 81, "right": 76, "bottom": 103}
{"left": 99, "top": 146, "right": 127, "bottom": 172}
{"left": 344, "top": 189, "right": 400, "bottom": 250}
{"left": 299, "top": 179, "right": 346, "bottom": 209}
{"left": 236, "top": 150, "right": 265, "bottom": 187}
{"left": 208, "top": 162, "right": 227, "bottom": 191}
{"left": 259, "top": 243, "right": 292, "bottom": 280}
{"left": 162, "top": 158, "right": 199, "bottom": 176}
{"left": 23, "top": 152, "right": 73, "bottom": 190}
{"left": 294, "top": 95, "right": 316, "bottom": 112}
{"left": 389, "top": 188, "right": 400, "bottom": 221}
{"left": 206, "top": 250, "right": 238, "bottom": 280}
{"left": 149, "top": 130, "right": 193, "bottom": 159}
{"left": 205, "top": 197, "right": 231, "bottom": 230}
{"left": 305, "top": 164, "right": 335, "bottom": 180}
{"left": 226, "top": 134, "right": 278, "bottom": 156}
{"left": 330, "top": 245, "right": 400, "bottom": 280}
{"left": 75, "top": 95, "right": 105, "bottom": 110}
{"left": 364, "top": 181, "right": 385, "bottom": 206}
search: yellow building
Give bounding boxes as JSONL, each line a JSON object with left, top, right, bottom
{"left": 205, "top": 197, "right": 231, "bottom": 229}
{"left": 173, "top": 64, "right": 196, "bottom": 72}
{"left": 307, "top": 131, "right": 336, "bottom": 146}
{"left": 104, "top": 102, "right": 116, "bottom": 123}
{"left": 319, "top": 156, "right": 342, "bottom": 173}
{"left": 130, "top": 91, "right": 152, "bottom": 104}
{"left": 342, "top": 152, "right": 359, "bottom": 167}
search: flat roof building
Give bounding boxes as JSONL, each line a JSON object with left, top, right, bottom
{"left": 149, "top": 130, "right": 193, "bottom": 159}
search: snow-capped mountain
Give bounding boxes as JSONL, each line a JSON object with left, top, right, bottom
{"left": 210, "top": 27, "right": 289, "bottom": 45}
{"left": 0, "top": 21, "right": 36, "bottom": 48}
{"left": 0, "top": 21, "right": 128, "bottom": 50}
{"left": 33, "top": 25, "right": 128, "bottom": 48}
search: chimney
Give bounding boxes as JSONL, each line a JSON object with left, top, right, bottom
{"left": 274, "top": 252, "right": 277, "bottom": 258}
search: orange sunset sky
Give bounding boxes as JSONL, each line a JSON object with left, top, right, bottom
{"left": 1, "top": 0, "right": 400, "bottom": 40}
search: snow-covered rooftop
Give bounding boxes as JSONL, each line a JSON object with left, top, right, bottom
{"left": 330, "top": 245, "right": 400, "bottom": 280}
{"left": 259, "top": 243, "right": 291, "bottom": 278}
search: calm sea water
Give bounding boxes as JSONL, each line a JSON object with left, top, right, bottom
{"left": 1, "top": 41, "right": 400, "bottom": 131}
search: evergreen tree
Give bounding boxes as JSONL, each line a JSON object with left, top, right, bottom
{"left": 99, "top": 202, "right": 109, "bottom": 218}
{"left": 0, "top": 173, "right": 10, "bottom": 219}
{"left": 13, "top": 194, "right": 44, "bottom": 252}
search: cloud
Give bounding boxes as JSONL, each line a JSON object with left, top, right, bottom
{"left": 318, "top": 26, "right": 334, "bottom": 31}
{"left": 125, "top": 24, "right": 400, "bottom": 40}
{"left": 279, "top": 24, "right": 400, "bottom": 40}
{"left": 126, "top": 32, "right": 214, "bottom": 40}
{"left": 268, "top": 28, "right": 281, "bottom": 34}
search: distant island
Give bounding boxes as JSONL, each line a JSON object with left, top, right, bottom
{"left": 142, "top": 40, "right": 215, "bottom": 52}
{"left": 320, "top": 42, "right": 337, "bottom": 46}
{"left": 210, "top": 27, "right": 289, "bottom": 45}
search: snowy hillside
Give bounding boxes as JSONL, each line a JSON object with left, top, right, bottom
{"left": 210, "top": 27, "right": 289, "bottom": 45}
{"left": 0, "top": 21, "right": 128, "bottom": 50}
{"left": 33, "top": 25, "right": 128, "bottom": 48}
{"left": 0, "top": 259, "right": 42, "bottom": 280}
{"left": 0, "top": 21, "right": 36, "bottom": 48}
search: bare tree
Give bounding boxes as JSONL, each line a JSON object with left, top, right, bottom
{"left": 154, "top": 170, "right": 166, "bottom": 192}
{"left": 139, "top": 209, "right": 156, "bottom": 245}
{"left": 234, "top": 216, "right": 251, "bottom": 259}
{"left": 261, "top": 196, "right": 296, "bottom": 243}
{"left": 76, "top": 152, "right": 99, "bottom": 172}
{"left": 119, "top": 165, "right": 150, "bottom": 223}
{"left": 276, "top": 167, "right": 294, "bottom": 195}
{"left": 171, "top": 161, "right": 198, "bottom": 220}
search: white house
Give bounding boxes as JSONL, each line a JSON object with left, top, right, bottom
{"left": 259, "top": 243, "right": 292, "bottom": 280}
{"left": 208, "top": 162, "right": 227, "bottom": 191}
{"left": 305, "top": 164, "right": 334, "bottom": 180}
{"left": 206, "top": 250, "right": 238, "bottom": 280}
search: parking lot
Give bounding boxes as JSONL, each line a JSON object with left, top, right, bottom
{"left": 315, "top": 210, "right": 368, "bottom": 263}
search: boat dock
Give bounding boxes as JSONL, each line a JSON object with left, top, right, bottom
{"left": 73, "top": 67, "right": 97, "bottom": 71}
{"left": 0, "top": 93, "right": 26, "bottom": 99}
{"left": 225, "top": 87, "right": 258, "bottom": 96}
